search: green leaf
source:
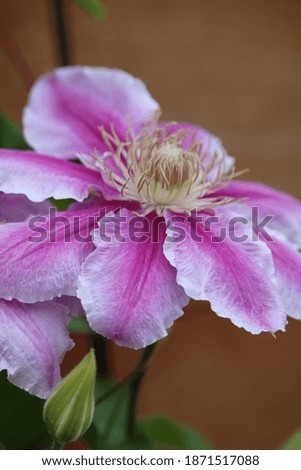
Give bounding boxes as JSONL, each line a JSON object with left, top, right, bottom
{"left": 0, "top": 113, "right": 29, "bottom": 150}
{"left": 282, "top": 430, "right": 301, "bottom": 449}
{"left": 49, "top": 198, "right": 75, "bottom": 211}
{"left": 118, "top": 430, "right": 153, "bottom": 450}
{"left": 84, "top": 378, "right": 153, "bottom": 450}
{"left": 72, "top": 0, "right": 107, "bottom": 21}
{"left": 68, "top": 316, "right": 94, "bottom": 334}
{"left": 142, "top": 415, "right": 211, "bottom": 450}
{"left": 0, "top": 371, "right": 48, "bottom": 449}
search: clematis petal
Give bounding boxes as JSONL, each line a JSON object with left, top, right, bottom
{"left": 23, "top": 66, "right": 159, "bottom": 160}
{"left": 267, "top": 239, "right": 301, "bottom": 320}
{"left": 0, "top": 299, "right": 73, "bottom": 398}
{"left": 0, "top": 149, "right": 118, "bottom": 202}
{"left": 0, "top": 206, "right": 105, "bottom": 303}
{"left": 163, "top": 205, "right": 286, "bottom": 334}
{"left": 77, "top": 209, "right": 189, "bottom": 348}
{"left": 0, "top": 192, "right": 50, "bottom": 223}
{"left": 159, "top": 121, "right": 235, "bottom": 177}
{"left": 212, "top": 180, "right": 301, "bottom": 248}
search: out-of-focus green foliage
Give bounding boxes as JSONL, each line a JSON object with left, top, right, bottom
{"left": 68, "top": 316, "right": 94, "bottom": 334}
{"left": 49, "top": 197, "right": 75, "bottom": 211}
{"left": 71, "top": 0, "right": 107, "bottom": 21}
{"left": 282, "top": 430, "right": 301, "bottom": 449}
{"left": 142, "top": 415, "right": 211, "bottom": 450}
{"left": 0, "top": 371, "right": 49, "bottom": 449}
{"left": 0, "top": 113, "right": 29, "bottom": 150}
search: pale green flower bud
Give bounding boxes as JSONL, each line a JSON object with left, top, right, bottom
{"left": 43, "top": 349, "right": 96, "bottom": 444}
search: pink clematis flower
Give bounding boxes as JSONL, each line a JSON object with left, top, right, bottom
{"left": 0, "top": 66, "right": 301, "bottom": 397}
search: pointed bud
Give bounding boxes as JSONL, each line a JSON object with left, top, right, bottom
{"left": 43, "top": 349, "right": 96, "bottom": 444}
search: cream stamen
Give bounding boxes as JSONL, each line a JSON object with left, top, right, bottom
{"left": 89, "top": 115, "right": 245, "bottom": 215}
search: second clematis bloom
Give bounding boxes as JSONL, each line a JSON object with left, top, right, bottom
{"left": 0, "top": 66, "right": 301, "bottom": 397}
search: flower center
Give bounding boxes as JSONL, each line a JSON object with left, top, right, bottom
{"left": 88, "top": 115, "right": 243, "bottom": 215}
{"left": 140, "top": 142, "right": 200, "bottom": 190}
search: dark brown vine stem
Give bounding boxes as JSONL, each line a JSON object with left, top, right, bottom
{"left": 93, "top": 335, "right": 110, "bottom": 378}
{"left": 94, "top": 342, "right": 158, "bottom": 439}
{"left": 126, "top": 343, "right": 158, "bottom": 439}
{"left": 51, "top": 0, "right": 71, "bottom": 66}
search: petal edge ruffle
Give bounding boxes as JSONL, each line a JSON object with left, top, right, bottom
{"left": 163, "top": 205, "right": 286, "bottom": 334}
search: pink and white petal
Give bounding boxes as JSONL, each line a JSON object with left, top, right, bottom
{"left": 0, "top": 299, "right": 73, "bottom": 398}
{"left": 77, "top": 209, "right": 189, "bottom": 349}
{"left": 212, "top": 180, "right": 301, "bottom": 248}
{"left": 159, "top": 121, "right": 235, "bottom": 177}
{"left": 0, "top": 192, "right": 50, "bottom": 223}
{"left": 163, "top": 205, "right": 286, "bottom": 334}
{"left": 268, "top": 239, "right": 301, "bottom": 320}
{"left": 0, "top": 206, "right": 104, "bottom": 303}
{"left": 0, "top": 149, "right": 118, "bottom": 202}
{"left": 23, "top": 66, "right": 159, "bottom": 160}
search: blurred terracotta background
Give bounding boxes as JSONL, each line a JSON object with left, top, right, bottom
{"left": 1, "top": 0, "right": 301, "bottom": 450}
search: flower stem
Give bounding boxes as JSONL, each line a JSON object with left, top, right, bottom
{"left": 127, "top": 343, "right": 157, "bottom": 439}
{"left": 93, "top": 335, "right": 110, "bottom": 378}
{"left": 51, "top": 0, "right": 71, "bottom": 66}
{"left": 94, "top": 342, "right": 158, "bottom": 439}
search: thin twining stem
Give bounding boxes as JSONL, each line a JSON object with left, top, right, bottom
{"left": 127, "top": 343, "right": 157, "bottom": 438}
{"left": 51, "top": 0, "right": 71, "bottom": 66}
{"left": 94, "top": 335, "right": 110, "bottom": 378}
{"left": 95, "top": 341, "right": 158, "bottom": 438}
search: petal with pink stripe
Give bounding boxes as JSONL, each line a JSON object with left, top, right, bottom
{"left": 163, "top": 205, "right": 286, "bottom": 334}
{"left": 77, "top": 209, "right": 189, "bottom": 348}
